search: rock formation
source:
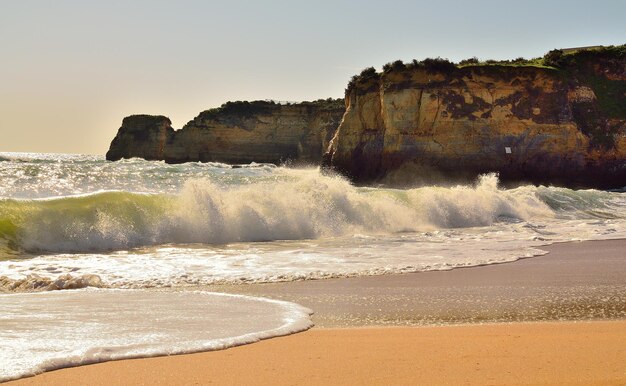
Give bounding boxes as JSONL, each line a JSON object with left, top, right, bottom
{"left": 106, "top": 115, "right": 174, "bottom": 161}
{"left": 107, "top": 46, "right": 625, "bottom": 189}
{"left": 106, "top": 99, "right": 345, "bottom": 165}
{"left": 324, "top": 46, "right": 626, "bottom": 189}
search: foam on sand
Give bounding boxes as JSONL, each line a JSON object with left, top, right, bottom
{"left": 0, "top": 289, "right": 313, "bottom": 382}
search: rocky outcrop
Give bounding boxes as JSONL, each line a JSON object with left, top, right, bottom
{"left": 106, "top": 115, "right": 174, "bottom": 161}
{"left": 106, "top": 99, "right": 345, "bottom": 165}
{"left": 324, "top": 46, "right": 626, "bottom": 189}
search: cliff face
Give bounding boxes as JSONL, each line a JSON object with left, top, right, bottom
{"left": 324, "top": 47, "right": 626, "bottom": 189}
{"left": 106, "top": 115, "right": 174, "bottom": 161}
{"left": 106, "top": 100, "right": 345, "bottom": 165}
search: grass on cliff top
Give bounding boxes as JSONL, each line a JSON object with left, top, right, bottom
{"left": 345, "top": 44, "right": 626, "bottom": 100}
{"left": 346, "top": 45, "right": 625, "bottom": 88}
{"left": 543, "top": 44, "right": 625, "bottom": 68}
{"left": 194, "top": 98, "right": 344, "bottom": 121}
{"left": 457, "top": 57, "right": 555, "bottom": 69}
{"left": 196, "top": 101, "right": 275, "bottom": 121}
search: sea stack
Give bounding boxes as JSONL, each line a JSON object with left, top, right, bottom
{"left": 106, "top": 115, "right": 174, "bottom": 161}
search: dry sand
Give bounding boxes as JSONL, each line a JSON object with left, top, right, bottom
{"left": 7, "top": 239, "right": 626, "bottom": 385}
{"left": 8, "top": 322, "right": 626, "bottom": 386}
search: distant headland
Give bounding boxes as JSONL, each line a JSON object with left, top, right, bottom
{"left": 107, "top": 45, "right": 626, "bottom": 189}
{"left": 106, "top": 99, "right": 345, "bottom": 165}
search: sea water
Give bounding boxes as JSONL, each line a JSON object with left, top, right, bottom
{"left": 0, "top": 290, "right": 312, "bottom": 382}
{"left": 1, "top": 152, "right": 625, "bottom": 380}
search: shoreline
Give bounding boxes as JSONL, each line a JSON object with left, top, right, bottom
{"left": 203, "top": 238, "right": 626, "bottom": 327}
{"left": 6, "top": 238, "right": 626, "bottom": 385}
{"left": 8, "top": 321, "right": 626, "bottom": 385}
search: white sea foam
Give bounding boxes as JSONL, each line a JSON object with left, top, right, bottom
{"left": 0, "top": 152, "right": 277, "bottom": 199}
{"left": 2, "top": 153, "right": 624, "bottom": 382}
{"left": 2, "top": 172, "right": 557, "bottom": 253}
{"left": 0, "top": 289, "right": 313, "bottom": 382}
{"left": 3, "top": 215, "right": 623, "bottom": 289}
{"left": 0, "top": 273, "right": 104, "bottom": 292}
{"left": 0, "top": 154, "right": 625, "bottom": 290}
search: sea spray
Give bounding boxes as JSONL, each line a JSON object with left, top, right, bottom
{"left": 1, "top": 173, "right": 556, "bottom": 254}
{"left": 0, "top": 273, "right": 104, "bottom": 292}
{"left": 0, "top": 153, "right": 625, "bottom": 290}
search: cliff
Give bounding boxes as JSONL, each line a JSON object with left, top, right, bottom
{"left": 106, "top": 99, "right": 345, "bottom": 164}
{"left": 324, "top": 46, "right": 626, "bottom": 189}
{"left": 106, "top": 115, "right": 174, "bottom": 161}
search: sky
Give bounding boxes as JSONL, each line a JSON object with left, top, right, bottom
{"left": 1, "top": 0, "right": 625, "bottom": 155}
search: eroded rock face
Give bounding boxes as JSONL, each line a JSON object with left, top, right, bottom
{"left": 106, "top": 115, "right": 174, "bottom": 161}
{"left": 106, "top": 100, "right": 345, "bottom": 165}
{"left": 324, "top": 49, "right": 626, "bottom": 189}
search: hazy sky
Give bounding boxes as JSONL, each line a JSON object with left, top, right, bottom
{"left": 1, "top": 0, "right": 624, "bottom": 154}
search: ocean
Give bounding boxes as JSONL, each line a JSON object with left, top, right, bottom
{"left": 1, "top": 152, "right": 625, "bottom": 381}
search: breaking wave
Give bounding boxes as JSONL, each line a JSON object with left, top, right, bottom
{"left": 0, "top": 172, "right": 622, "bottom": 255}
{"left": 0, "top": 273, "right": 105, "bottom": 293}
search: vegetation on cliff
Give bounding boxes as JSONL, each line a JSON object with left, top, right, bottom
{"left": 542, "top": 45, "right": 625, "bottom": 68}
{"left": 543, "top": 45, "right": 626, "bottom": 148}
{"left": 328, "top": 45, "right": 625, "bottom": 189}
{"left": 347, "top": 45, "right": 625, "bottom": 89}
{"left": 195, "top": 101, "right": 276, "bottom": 122}
{"left": 107, "top": 45, "right": 624, "bottom": 189}
{"left": 344, "top": 44, "right": 625, "bottom": 149}
{"left": 193, "top": 98, "right": 344, "bottom": 124}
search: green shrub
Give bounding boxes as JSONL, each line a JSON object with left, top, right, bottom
{"left": 458, "top": 57, "right": 479, "bottom": 66}
{"left": 359, "top": 67, "right": 378, "bottom": 79}
{"left": 420, "top": 57, "right": 456, "bottom": 73}
{"left": 543, "top": 49, "right": 565, "bottom": 67}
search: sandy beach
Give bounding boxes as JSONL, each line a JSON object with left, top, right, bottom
{"left": 7, "top": 322, "right": 626, "bottom": 386}
{"left": 7, "top": 239, "right": 626, "bottom": 385}
{"left": 4, "top": 4, "right": 626, "bottom": 384}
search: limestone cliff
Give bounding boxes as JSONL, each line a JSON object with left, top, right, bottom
{"left": 106, "top": 99, "right": 345, "bottom": 164}
{"left": 106, "top": 115, "right": 174, "bottom": 161}
{"left": 324, "top": 46, "right": 626, "bottom": 189}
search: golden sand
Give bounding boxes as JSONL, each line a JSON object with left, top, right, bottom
{"left": 8, "top": 321, "right": 626, "bottom": 385}
{"left": 8, "top": 240, "right": 626, "bottom": 385}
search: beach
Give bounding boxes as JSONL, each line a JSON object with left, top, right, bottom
{"left": 8, "top": 239, "right": 626, "bottom": 385}
{"left": 3, "top": 3, "right": 626, "bottom": 384}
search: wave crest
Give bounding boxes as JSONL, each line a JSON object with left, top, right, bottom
{"left": 0, "top": 274, "right": 104, "bottom": 292}
{"left": 0, "top": 173, "right": 562, "bottom": 254}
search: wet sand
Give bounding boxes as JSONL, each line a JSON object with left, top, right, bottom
{"left": 7, "top": 239, "right": 626, "bottom": 385}
{"left": 209, "top": 239, "right": 626, "bottom": 326}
